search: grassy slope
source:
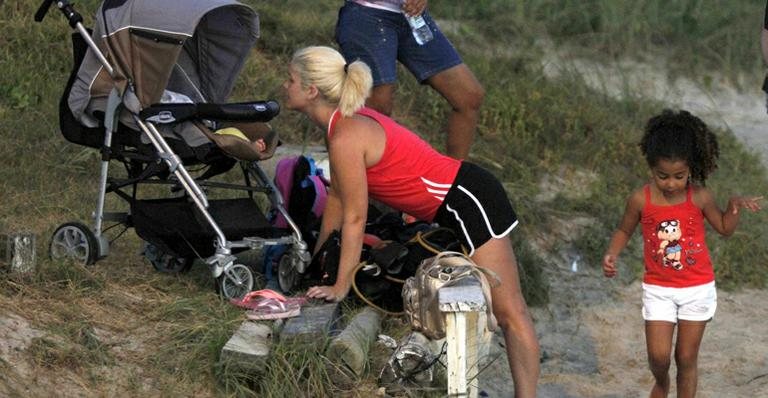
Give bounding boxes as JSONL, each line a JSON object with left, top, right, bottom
{"left": 1, "top": 0, "right": 767, "bottom": 396}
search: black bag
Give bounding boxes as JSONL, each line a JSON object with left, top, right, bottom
{"left": 308, "top": 219, "right": 466, "bottom": 313}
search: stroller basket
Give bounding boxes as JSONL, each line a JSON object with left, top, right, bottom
{"left": 132, "top": 198, "right": 275, "bottom": 258}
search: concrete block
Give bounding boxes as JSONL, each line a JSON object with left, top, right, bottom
{"left": 279, "top": 302, "right": 341, "bottom": 345}
{"left": 220, "top": 321, "right": 273, "bottom": 373}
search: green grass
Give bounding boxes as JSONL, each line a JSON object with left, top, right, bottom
{"left": 2, "top": 0, "right": 768, "bottom": 396}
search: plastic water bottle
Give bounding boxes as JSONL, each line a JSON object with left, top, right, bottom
{"left": 406, "top": 14, "right": 433, "bottom": 45}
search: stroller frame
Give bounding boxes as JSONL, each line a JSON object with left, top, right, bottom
{"left": 38, "top": 0, "right": 310, "bottom": 298}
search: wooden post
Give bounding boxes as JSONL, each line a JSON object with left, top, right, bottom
{"left": 438, "top": 277, "right": 487, "bottom": 398}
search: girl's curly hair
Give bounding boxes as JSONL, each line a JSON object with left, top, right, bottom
{"left": 639, "top": 109, "right": 719, "bottom": 185}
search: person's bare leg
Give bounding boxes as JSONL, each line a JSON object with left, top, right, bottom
{"left": 674, "top": 320, "right": 707, "bottom": 398}
{"left": 471, "top": 238, "right": 539, "bottom": 398}
{"left": 425, "top": 64, "right": 485, "bottom": 159}
{"left": 646, "top": 321, "right": 675, "bottom": 398}
{"left": 365, "top": 83, "right": 396, "bottom": 116}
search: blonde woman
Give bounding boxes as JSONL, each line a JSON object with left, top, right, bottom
{"left": 284, "top": 46, "right": 539, "bottom": 397}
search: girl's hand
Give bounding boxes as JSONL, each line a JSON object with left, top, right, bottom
{"left": 402, "top": 0, "right": 427, "bottom": 16}
{"left": 602, "top": 254, "right": 618, "bottom": 278}
{"left": 728, "top": 196, "right": 763, "bottom": 214}
{"left": 306, "top": 284, "right": 350, "bottom": 303}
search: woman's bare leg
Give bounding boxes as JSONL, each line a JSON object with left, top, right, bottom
{"left": 471, "top": 237, "right": 539, "bottom": 398}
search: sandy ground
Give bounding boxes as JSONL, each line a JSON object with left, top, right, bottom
{"left": 578, "top": 283, "right": 768, "bottom": 398}
{"left": 537, "top": 278, "right": 768, "bottom": 397}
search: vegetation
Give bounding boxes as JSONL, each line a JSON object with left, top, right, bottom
{"left": 1, "top": 0, "right": 766, "bottom": 396}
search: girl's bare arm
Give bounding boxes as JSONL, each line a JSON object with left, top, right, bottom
{"left": 697, "top": 187, "right": 763, "bottom": 237}
{"left": 603, "top": 189, "right": 644, "bottom": 277}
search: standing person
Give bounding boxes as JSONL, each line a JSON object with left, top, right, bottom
{"left": 335, "top": 0, "right": 484, "bottom": 159}
{"left": 284, "top": 46, "right": 539, "bottom": 397}
{"left": 602, "top": 109, "right": 762, "bottom": 398}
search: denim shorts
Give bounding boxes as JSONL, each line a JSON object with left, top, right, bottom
{"left": 334, "top": 1, "right": 463, "bottom": 85}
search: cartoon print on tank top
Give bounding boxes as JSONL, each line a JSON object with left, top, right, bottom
{"left": 653, "top": 217, "right": 705, "bottom": 271}
{"left": 656, "top": 219, "right": 683, "bottom": 270}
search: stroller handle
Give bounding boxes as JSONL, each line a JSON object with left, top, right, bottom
{"left": 35, "top": 0, "right": 83, "bottom": 28}
{"left": 197, "top": 100, "right": 281, "bottom": 122}
{"left": 141, "top": 100, "right": 281, "bottom": 124}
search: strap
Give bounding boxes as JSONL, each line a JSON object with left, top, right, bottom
{"left": 434, "top": 252, "right": 501, "bottom": 288}
{"left": 644, "top": 184, "right": 651, "bottom": 205}
{"left": 410, "top": 228, "right": 468, "bottom": 256}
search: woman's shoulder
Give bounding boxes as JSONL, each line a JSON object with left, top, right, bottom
{"left": 332, "top": 113, "right": 382, "bottom": 135}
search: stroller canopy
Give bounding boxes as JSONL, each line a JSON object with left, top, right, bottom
{"left": 69, "top": 0, "right": 260, "bottom": 125}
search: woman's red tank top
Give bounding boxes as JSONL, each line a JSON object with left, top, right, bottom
{"left": 328, "top": 107, "right": 460, "bottom": 222}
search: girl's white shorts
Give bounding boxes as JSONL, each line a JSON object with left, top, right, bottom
{"left": 641, "top": 281, "right": 717, "bottom": 323}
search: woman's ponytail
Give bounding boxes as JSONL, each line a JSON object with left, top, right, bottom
{"left": 339, "top": 60, "right": 373, "bottom": 117}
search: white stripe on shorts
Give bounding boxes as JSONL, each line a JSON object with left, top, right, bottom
{"left": 446, "top": 184, "right": 519, "bottom": 256}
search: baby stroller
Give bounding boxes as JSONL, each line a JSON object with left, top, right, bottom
{"left": 36, "top": 0, "right": 311, "bottom": 298}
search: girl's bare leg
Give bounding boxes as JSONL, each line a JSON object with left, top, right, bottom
{"left": 674, "top": 320, "right": 707, "bottom": 398}
{"left": 646, "top": 321, "right": 675, "bottom": 398}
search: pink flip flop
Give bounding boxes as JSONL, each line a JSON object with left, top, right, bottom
{"left": 230, "top": 289, "right": 306, "bottom": 320}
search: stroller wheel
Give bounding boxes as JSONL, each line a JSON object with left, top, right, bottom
{"left": 142, "top": 242, "right": 192, "bottom": 274}
{"left": 277, "top": 254, "right": 298, "bottom": 294}
{"left": 49, "top": 222, "right": 99, "bottom": 265}
{"left": 217, "top": 263, "right": 254, "bottom": 300}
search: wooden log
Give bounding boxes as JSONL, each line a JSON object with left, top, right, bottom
{"left": 219, "top": 321, "right": 273, "bottom": 373}
{"left": 326, "top": 307, "right": 382, "bottom": 377}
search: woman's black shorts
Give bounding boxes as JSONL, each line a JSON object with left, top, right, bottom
{"left": 433, "top": 162, "right": 518, "bottom": 255}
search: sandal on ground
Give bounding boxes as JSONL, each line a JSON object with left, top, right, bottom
{"left": 230, "top": 289, "right": 305, "bottom": 320}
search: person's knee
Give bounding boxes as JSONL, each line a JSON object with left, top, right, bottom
{"left": 494, "top": 302, "right": 537, "bottom": 346}
{"left": 448, "top": 82, "right": 484, "bottom": 113}
{"left": 674, "top": 350, "right": 699, "bottom": 372}
{"left": 648, "top": 354, "right": 671, "bottom": 375}
{"left": 464, "top": 83, "right": 485, "bottom": 111}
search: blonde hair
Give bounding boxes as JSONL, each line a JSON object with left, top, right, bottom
{"left": 291, "top": 46, "right": 373, "bottom": 117}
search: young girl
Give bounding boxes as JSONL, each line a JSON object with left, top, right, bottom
{"left": 283, "top": 46, "right": 539, "bottom": 396}
{"left": 602, "top": 109, "right": 762, "bottom": 397}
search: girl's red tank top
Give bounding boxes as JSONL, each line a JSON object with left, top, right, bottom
{"left": 328, "top": 107, "right": 460, "bottom": 222}
{"left": 640, "top": 184, "right": 714, "bottom": 287}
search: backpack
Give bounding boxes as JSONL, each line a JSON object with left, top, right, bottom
{"left": 270, "top": 155, "right": 329, "bottom": 250}
{"left": 402, "top": 251, "right": 499, "bottom": 340}
{"left": 263, "top": 155, "right": 329, "bottom": 291}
